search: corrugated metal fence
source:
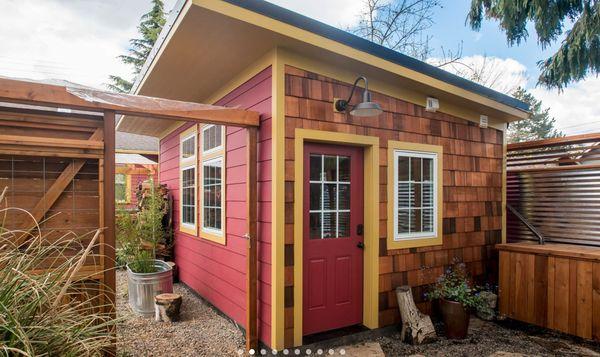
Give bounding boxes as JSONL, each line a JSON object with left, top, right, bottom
{"left": 507, "top": 133, "right": 600, "bottom": 246}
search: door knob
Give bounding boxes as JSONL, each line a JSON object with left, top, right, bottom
{"left": 357, "top": 241, "right": 365, "bottom": 249}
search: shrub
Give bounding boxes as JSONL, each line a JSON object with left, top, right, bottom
{"left": 0, "top": 187, "right": 117, "bottom": 356}
{"left": 116, "top": 180, "right": 164, "bottom": 273}
{"left": 426, "top": 262, "right": 486, "bottom": 310}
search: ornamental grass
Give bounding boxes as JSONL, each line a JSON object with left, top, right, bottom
{"left": 0, "top": 187, "right": 117, "bottom": 356}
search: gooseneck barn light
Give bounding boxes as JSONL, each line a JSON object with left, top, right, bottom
{"left": 334, "top": 76, "right": 383, "bottom": 117}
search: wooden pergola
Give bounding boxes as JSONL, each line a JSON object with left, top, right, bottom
{"left": 0, "top": 77, "right": 261, "bottom": 350}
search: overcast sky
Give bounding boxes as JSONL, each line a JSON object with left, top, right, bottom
{"left": 0, "top": 0, "right": 598, "bottom": 135}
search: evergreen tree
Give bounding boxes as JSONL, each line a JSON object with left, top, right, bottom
{"left": 108, "top": 0, "right": 167, "bottom": 93}
{"left": 467, "top": 0, "right": 600, "bottom": 89}
{"left": 507, "top": 88, "right": 563, "bottom": 143}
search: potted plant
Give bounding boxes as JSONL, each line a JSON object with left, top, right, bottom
{"left": 427, "top": 263, "right": 485, "bottom": 339}
{"left": 116, "top": 180, "right": 173, "bottom": 316}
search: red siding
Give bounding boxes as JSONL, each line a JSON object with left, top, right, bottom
{"left": 159, "top": 67, "right": 272, "bottom": 345}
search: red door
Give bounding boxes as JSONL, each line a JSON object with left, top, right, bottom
{"left": 303, "top": 143, "right": 364, "bottom": 336}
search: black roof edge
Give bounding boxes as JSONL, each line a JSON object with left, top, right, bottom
{"left": 223, "top": 0, "right": 530, "bottom": 113}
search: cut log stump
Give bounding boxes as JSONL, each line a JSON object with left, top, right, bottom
{"left": 154, "top": 293, "right": 182, "bottom": 322}
{"left": 396, "top": 286, "right": 436, "bottom": 344}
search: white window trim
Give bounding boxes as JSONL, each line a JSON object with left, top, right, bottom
{"left": 393, "top": 149, "right": 438, "bottom": 241}
{"left": 201, "top": 156, "right": 224, "bottom": 236}
{"left": 181, "top": 165, "right": 197, "bottom": 229}
{"left": 201, "top": 124, "right": 223, "bottom": 155}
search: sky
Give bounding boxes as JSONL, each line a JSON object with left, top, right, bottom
{"left": 0, "top": 0, "right": 598, "bottom": 135}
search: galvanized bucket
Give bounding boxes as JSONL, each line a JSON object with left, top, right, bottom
{"left": 126, "top": 260, "right": 173, "bottom": 316}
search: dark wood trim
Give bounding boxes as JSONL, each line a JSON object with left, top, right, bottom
{"left": 246, "top": 127, "right": 258, "bottom": 351}
{"left": 102, "top": 110, "right": 116, "bottom": 355}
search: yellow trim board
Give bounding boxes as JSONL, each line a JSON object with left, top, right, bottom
{"left": 386, "top": 141, "right": 443, "bottom": 250}
{"left": 293, "top": 128, "right": 379, "bottom": 347}
{"left": 270, "top": 49, "right": 286, "bottom": 350}
{"left": 278, "top": 49, "right": 507, "bottom": 130}
{"left": 179, "top": 125, "right": 198, "bottom": 236}
{"left": 198, "top": 124, "right": 227, "bottom": 245}
{"left": 192, "top": 0, "right": 528, "bottom": 121}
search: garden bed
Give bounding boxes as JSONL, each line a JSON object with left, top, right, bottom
{"left": 116, "top": 270, "right": 244, "bottom": 356}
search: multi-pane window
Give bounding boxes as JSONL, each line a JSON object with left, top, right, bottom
{"left": 202, "top": 125, "right": 223, "bottom": 153}
{"left": 181, "top": 167, "right": 196, "bottom": 226}
{"left": 393, "top": 150, "right": 437, "bottom": 240}
{"left": 309, "top": 154, "right": 351, "bottom": 239}
{"left": 115, "top": 173, "right": 127, "bottom": 203}
{"left": 200, "top": 124, "right": 225, "bottom": 239}
{"left": 202, "top": 158, "right": 223, "bottom": 232}
{"left": 180, "top": 130, "right": 197, "bottom": 232}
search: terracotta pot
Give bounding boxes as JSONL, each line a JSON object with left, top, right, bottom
{"left": 439, "top": 298, "right": 470, "bottom": 339}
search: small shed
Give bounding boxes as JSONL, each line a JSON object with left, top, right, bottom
{"left": 117, "top": 0, "right": 531, "bottom": 350}
{"left": 0, "top": 77, "right": 261, "bottom": 348}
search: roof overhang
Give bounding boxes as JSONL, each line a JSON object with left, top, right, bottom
{"left": 122, "top": 0, "right": 530, "bottom": 137}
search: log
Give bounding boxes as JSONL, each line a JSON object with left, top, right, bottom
{"left": 396, "top": 286, "right": 436, "bottom": 344}
{"left": 154, "top": 293, "right": 182, "bottom": 322}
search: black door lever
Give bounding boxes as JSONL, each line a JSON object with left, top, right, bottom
{"left": 357, "top": 241, "right": 365, "bottom": 249}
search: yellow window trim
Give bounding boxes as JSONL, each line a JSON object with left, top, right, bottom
{"left": 198, "top": 124, "right": 227, "bottom": 245}
{"left": 387, "top": 141, "right": 443, "bottom": 250}
{"left": 292, "top": 128, "right": 379, "bottom": 347}
{"left": 179, "top": 125, "right": 198, "bottom": 236}
{"left": 115, "top": 173, "right": 132, "bottom": 204}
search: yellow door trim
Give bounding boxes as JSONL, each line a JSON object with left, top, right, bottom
{"left": 293, "top": 128, "right": 379, "bottom": 346}
{"left": 271, "top": 49, "right": 286, "bottom": 350}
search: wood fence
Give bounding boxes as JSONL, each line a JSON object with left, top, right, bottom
{"left": 507, "top": 133, "right": 600, "bottom": 246}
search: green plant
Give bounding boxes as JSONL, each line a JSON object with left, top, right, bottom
{"left": 427, "top": 263, "right": 486, "bottom": 310}
{"left": 116, "top": 180, "right": 165, "bottom": 273}
{"left": 0, "top": 187, "right": 117, "bottom": 356}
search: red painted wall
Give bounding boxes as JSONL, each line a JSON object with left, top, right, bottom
{"left": 159, "top": 67, "right": 273, "bottom": 345}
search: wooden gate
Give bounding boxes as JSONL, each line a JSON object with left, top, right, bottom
{"left": 0, "top": 106, "right": 114, "bottom": 312}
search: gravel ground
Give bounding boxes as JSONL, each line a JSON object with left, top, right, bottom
{"left": 378, "top": 318, "right": 600, "bottom": 356}
{"left": 116, "top": 270, "right": 600, "bottom": 356}
{"left": 116, "top": 270, "right": 244, "bottom": 356}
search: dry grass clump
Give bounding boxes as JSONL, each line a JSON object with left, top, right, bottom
{"left": 0, "top": 187, "right": 117, "bottom": 356}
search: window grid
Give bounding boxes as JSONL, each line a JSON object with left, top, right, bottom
{"left": 202, "top": 157, "right": 223, "bottom": 233}
{"left": 394, "top": 150, "right": 437, "bottom": 240}
{"left": 202, "top": 125, "right": 223, "bottom": 154}
{"left": 181, "top": 166, "right": 196, "bottom": 227}
{"left": 180, "top": 127, "right": 197, "bottom": 233}
{"left": 309, "top": 154, "right": 350, "bottom": 239}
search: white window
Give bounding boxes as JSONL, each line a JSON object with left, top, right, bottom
{"left": 202, "top": 125, "right": 223, "bottom": 154}
{"left": 393, "top": 150, "right": 438, "bottom": 240}
{"left": 181, "top": 167, "right": 196, "bottom": 226}
{"left": 180, "top": 129, "right": 197, "bottom": 232}
{"left": 202, "top": 157, "right": 223, "bottom": 233}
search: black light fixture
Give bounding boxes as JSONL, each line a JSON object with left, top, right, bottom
{"left": 334, "top": 76, "right": 383, "bottom": 117}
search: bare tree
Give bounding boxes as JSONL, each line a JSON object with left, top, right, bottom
{"left": 350, "top": 0, "right": 461, "bottom": 64}
{"left": 431, "top": 55, "right": 527, "bottom": 94}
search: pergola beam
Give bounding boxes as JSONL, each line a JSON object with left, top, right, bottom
{"left": 0, "top": 77, "right": 260, "bottom": 128}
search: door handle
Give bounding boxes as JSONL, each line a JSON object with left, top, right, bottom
{"left": 357, "top": 241, "right": 365, "bottom": 249}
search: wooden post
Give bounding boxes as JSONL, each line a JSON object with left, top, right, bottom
{"left": 103, "top": 110, "right": 116, "bottom": 355}
{"left": 246, "top": 127, "right": 258, "bottom": 351}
